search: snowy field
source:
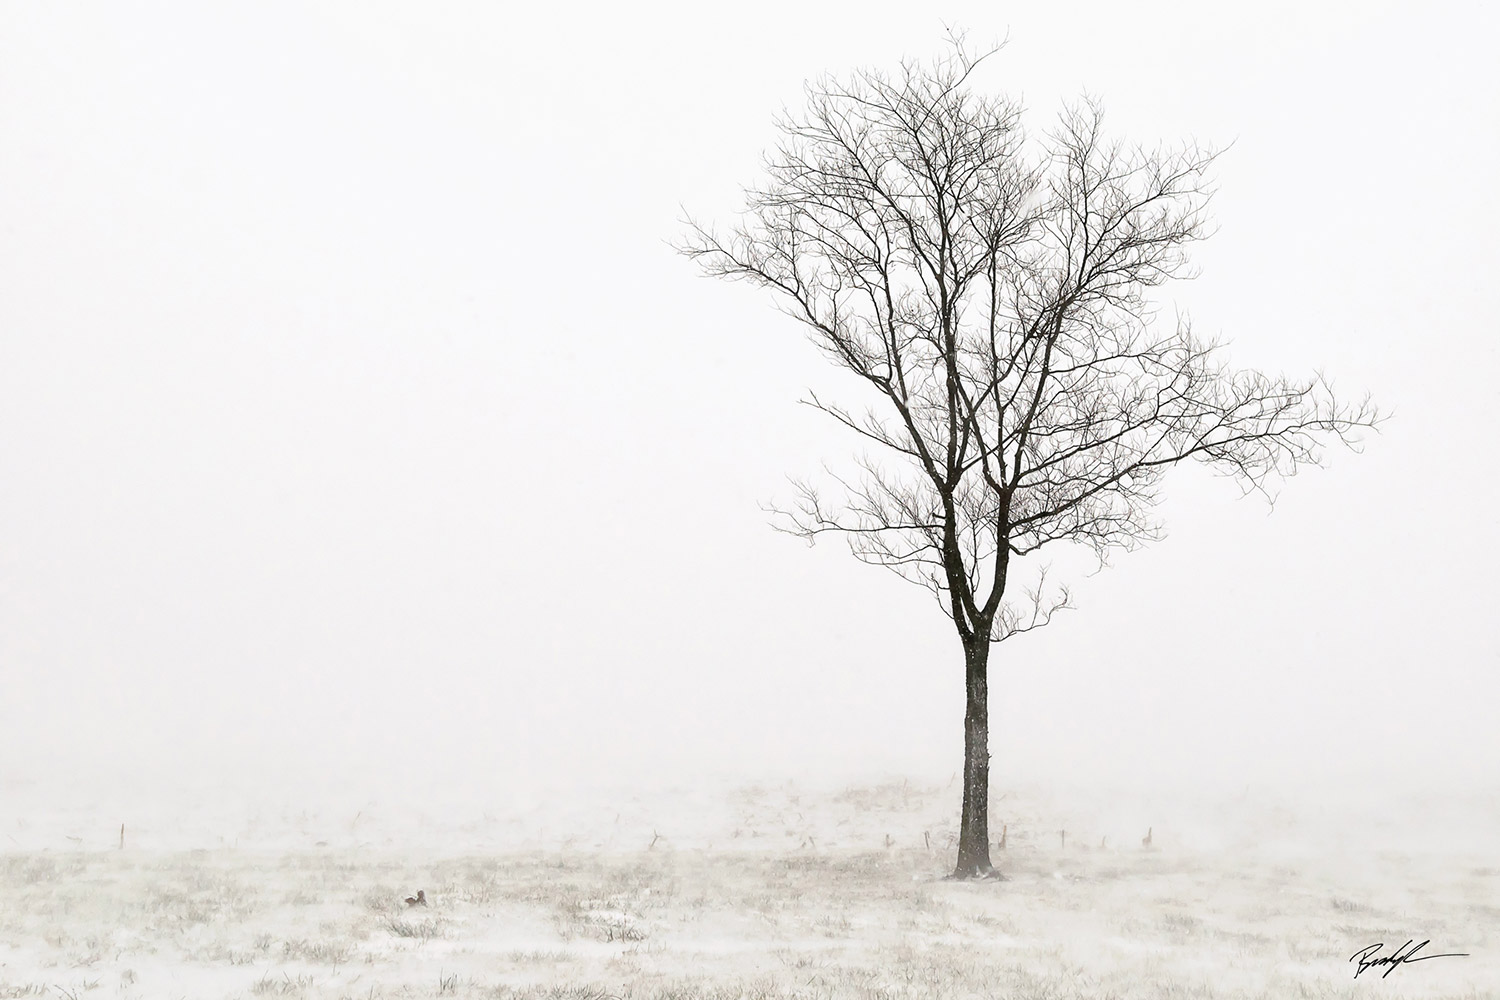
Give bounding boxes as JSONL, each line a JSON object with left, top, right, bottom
{"left": 1, "top": 775, "right": 1494, "bottom": 999}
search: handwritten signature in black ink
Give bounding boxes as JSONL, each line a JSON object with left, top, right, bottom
{"left": 1350, "top": 939, "right": 1468, "bottom": 979}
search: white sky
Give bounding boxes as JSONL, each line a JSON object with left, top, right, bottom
{"left": 1, "top": 1, "right": 1495, "bottom": 805}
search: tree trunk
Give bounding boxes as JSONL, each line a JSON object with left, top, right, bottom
{"left": 953, "top": 635, "right": 995, "bottom": 878}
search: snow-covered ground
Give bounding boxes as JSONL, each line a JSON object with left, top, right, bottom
{"left": 2, "top": 774, "right": 1494, "bottom": 998}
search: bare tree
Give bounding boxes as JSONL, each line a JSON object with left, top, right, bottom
{"left": 679, "top": 38, "right": 1379, "bottom": 879}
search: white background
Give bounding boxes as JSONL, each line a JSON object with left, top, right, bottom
{"left": 1, "top": 1, "right": 1494, "bottom": 805}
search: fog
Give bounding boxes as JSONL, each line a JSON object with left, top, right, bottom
{"left": 2, "top": 0, "right": 1496, "bottom": 821}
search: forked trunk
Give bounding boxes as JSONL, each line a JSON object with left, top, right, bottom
{"left": 954, "top": 636, "right": 995, "bottom": 878}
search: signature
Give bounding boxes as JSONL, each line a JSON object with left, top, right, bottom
{"left": 1350, "top": 939, "right": 1468, "bottom": 979}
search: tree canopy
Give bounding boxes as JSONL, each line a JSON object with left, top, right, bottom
{"left": 683, "top": 41, "right": 1377, "bottom": 646}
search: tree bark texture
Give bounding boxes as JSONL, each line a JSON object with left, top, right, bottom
{"left": 954, "top": 637, "right": 994, "bottom": 878}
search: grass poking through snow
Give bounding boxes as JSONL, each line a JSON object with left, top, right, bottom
{"left": 0, "top": 779, "right": 1493, "bottom": 998}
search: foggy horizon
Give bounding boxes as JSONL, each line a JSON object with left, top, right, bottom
{"left": 3, "top": 3, "right": 1496, "bottom": 811}
{"left": 3, "top": 6, "right": 1496, "bottom": 997}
